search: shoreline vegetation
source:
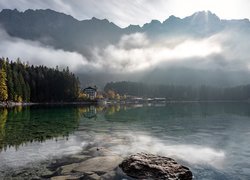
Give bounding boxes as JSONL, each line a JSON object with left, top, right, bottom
{"left": 0, "top": 101, "right": 98, "bottom": 108}
{"left": 104, "top": 81, "right": 250, "bottom": 102}
{"left": 1, "top": 99, "right": 250, "bottom": 108}
{"left": 0, "top": 58, "right": 80, "bottom": 104}
{"left": 2, "top": 57, "right": 250, "bottom": 109}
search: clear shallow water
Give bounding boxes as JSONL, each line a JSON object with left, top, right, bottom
{"left": 0, "top": 103, "right": 250, "bottom": 179}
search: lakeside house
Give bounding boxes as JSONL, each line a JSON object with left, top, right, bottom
{"left": 83, "top": 86, "right": 97, "bottom": 100}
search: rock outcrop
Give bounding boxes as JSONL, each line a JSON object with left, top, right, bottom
{"left": 119, "top": 153, "right": 193, "bottom": 180}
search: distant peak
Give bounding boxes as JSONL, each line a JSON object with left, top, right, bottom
{"left": 169, "top": 15, "right": 178, "bottom": 19}
{"left": 150, "top": 20, "right": 161, "bottom": 24}
{"left": 142, "top": 19, "right": 161, "bottom": 29}
{"left": 192, "top": 10, "right": 218, "bottom": 18}
{"left": 127, "top": 24, "right": 141, "bottom": 28}
{"left": 186, "top": 10, "right": 220, "bottom": 22}
{"left": 91, "top": 17, "right": 109, "bottom": 23}
{"left": 25, "top": 9, "right": 68, "bottom": 15}
{"left": 164, "top": 15, "right": 181, "bottom": 23}
{"left": 91, "top": 17, "right": 99, "bottom": 20}
{"left": 1, "top": 8, "right": 19, "bottom": 13}
{"left": 195, "top": 10, "right": 208, "bottom": 14}
{"left": 125, "top": 24, "right": 142, "bottom": 31}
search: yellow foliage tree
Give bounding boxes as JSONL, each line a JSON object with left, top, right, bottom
{"left": 107, "top": 90, "right": 116, "bottom": 99}
{"left": 0, "top": 68, "right": 8, "bottom": 101}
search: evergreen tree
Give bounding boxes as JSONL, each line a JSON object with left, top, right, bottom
{"left": 0, "top": 58, "right": 80, "bottom": 103}
{"left": 12, "top": 70, "right": 21, "bottom": 102}
{"left": 6, "top": 65, "right": 14, "bottom": 101}
{"left": 19, "top": 72, "right": 27, "bottom": 102}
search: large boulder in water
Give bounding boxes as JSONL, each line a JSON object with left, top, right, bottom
{"left": 119, "top": 153, "right": 193, "bottom": 180}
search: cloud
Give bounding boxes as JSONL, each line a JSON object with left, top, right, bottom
{"left": 118, "top": 33, "right": 149, "bottom": 49}
{"left": 1, "top": 25, "right": 250, "bottom": 87}
{"left": 0, "top": 26, "right": 249, "bottom": 73}
{"left": 91, "top": 33, "right": 222, "bottom": 72}
{"left": 0, "top": 0, "right": 249, "bottom": 27}
{"left": 0, "top": 28, "right": 90, "bottom": 71}
{"left": 0, "top": 27, "right": 222, "bottom": 73}
{"left": 91, "top": 29, "right": 250, "bottom": 74}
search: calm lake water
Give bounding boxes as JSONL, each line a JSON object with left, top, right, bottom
{"left": 0, "top": 103, "right": 250, "bottom": 179}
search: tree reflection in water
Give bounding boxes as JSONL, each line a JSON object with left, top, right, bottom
{"left": 0, "top": 106, "right": 81, "bottom": 152}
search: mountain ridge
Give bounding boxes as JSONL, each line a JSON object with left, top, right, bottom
{"left": 0, "top": 8, "right": 249, "bottom": 58}
{"left": 1, "top": 9, "right": 249, "bottom": 28}
{"left": 1, "top": 8, "right": 250, "bottom": 65}
{"left": 1, "top": 9, "right": 250, "bottom": 87}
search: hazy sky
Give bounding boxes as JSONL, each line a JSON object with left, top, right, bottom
{"left": 0, "top": 0, "right": 249, "bottom": 27}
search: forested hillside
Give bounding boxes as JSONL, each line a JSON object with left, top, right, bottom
{"left": 0, "top": 58, "right": 80, "bottom": 102}
{"left": 104, "top": 81, "right": 250, "bottom": 101}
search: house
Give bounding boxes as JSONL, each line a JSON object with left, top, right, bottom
{"left": 83, "top": 86, "right": 97, "bottom": 100}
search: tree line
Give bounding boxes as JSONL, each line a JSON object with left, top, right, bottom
{"left": 104, "top": 81, "right": 250, "bottom": 101}
{"left": 0, "top": 58, "right": 80, "bottom": 102}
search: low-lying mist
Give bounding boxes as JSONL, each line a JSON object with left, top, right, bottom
{"left": 1, "top": 25, "right": 250, "bottom": 87}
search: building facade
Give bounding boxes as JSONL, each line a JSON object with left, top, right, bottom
{"left": 83, "top": 86, "right": 97, "bottom": 100}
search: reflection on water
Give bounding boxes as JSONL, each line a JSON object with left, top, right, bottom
{"left": 1, "top": 103, "right": 250, "bottom": 179}
{"left": 106, "top": 132, "right": 225, "bottom": 168}
{"left": 0, "top": 106, "right": 80, "bottom": 152}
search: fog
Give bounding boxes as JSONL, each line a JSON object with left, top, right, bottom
{"left": 79, "top": 29, "right": 250, "bottom": 87}
{"left": 91, "top": 33, "right": 221, "bottom": 72}
{"left": 1, "top": 25, "right": 250, "bottom": 87}
{"left": 0, "top": 28, "right": 90, "bottom": 71}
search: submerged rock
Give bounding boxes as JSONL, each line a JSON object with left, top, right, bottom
{"left": 40, "top": 169, "right": 55, "bottom": 178}
{"left": 58, "top": 163, "right": 80, "bottom": 175}
{"left": 73, "top": 156, "right": 123, "bottom": 174}
{"left": 51, "top": 174, "right": 84, "bottom": 180}
{"left": 100, "top": 170, "right": 116, "bottom": 180}
{"left": 87, "top": 147, "right": 117, "bottom": 156}
{"left": 87, "top": 173, "right": 101, "bottom": 180}
{"left": 119, "top": 153, "right": 193, "bottom": 180}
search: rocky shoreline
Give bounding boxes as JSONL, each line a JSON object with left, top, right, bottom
{"left": 0, "top": 101, "right": 37, "bottom": 108}
{"left": 2, "top": 146, "right": 123, "bottom": 180}
{"left": 1, "top": 144, "right": 193, "bottom": 180}
{"left": 0, "top": 101, "right": 98, "bottom": 108}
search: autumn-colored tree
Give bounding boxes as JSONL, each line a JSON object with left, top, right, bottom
{"left": 107, "top": 90, "right": 116, "bottom": 99}
{"left": 0, "top": 67, "right": 8, "bottom": 101}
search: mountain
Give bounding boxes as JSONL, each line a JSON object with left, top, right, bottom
{"left": 0, "top": 9, "right": 249, "bottom": 56}
{"left": 0, "top": 9, "right": 124, "bottom": 56}
{"left": 1, "top": 9, "right": 250, "bottom": 87}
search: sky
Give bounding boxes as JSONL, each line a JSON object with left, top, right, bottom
{"left": 0, "top": 0, "right": 249, "bottom": 27}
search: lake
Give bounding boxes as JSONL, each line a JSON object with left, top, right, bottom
{"left": 0, "top": 103, "right": 250, "bottom": 179}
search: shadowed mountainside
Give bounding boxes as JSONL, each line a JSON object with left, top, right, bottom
{"left": 0, "top": 9, "right": 249, "bottom": 56}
